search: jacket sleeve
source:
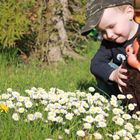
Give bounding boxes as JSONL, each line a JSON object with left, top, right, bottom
{"left": 90, "top": 41, "right": 115, "bottom": 83}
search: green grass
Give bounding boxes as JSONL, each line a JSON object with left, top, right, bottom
{"left": 0, "top": 40, "right": 100, "bottom": 93}
{"left": 1, "top": 41, "right": 140, "bottom": 140}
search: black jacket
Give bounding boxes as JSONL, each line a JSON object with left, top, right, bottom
{"left": 90, "top": 24, "right": 140, "bottom": 83}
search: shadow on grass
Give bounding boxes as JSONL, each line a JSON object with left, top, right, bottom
{"left": 77, "top": 79, "right": 96, "bottom": 91}
{"left": 77, "top": 79, "right": 110, "bottom": 98}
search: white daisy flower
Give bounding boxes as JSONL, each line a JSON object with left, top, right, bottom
{"left": 93, "top": 132, "right": 102, "bottom": 140}
{"left": 94, "top": 114, "right": 105, "bottom": 122}
{"left": 12, "top": 113, "right": 20, "bottom": 121}
{"left": 64, "top": 129, "right": 70, "bottom": 135}
{"left": 83, "top": 123, "right": 91, "bottom": 129}
{"left": 1, "top": 93, "right": 11, "bottom": 100}
{"left": 18, "top": 107, "right": 25, "bottom": 113}
{"left": 17, "top": 96, "right": 25, "bottom": 102}
{"left": 65, "top": 113, "right": 73, "bottom": 120}
{"left": 78, "top": 106, "right": 86, "bottom": 113}
{"left": 16, "top": 102, "right": 23, "bottom": 107}
{"left": 115, "top": 117, "right": 124, "bottom": 126}
{"left": 128, "top": 103, "right": 135, "bottom": 111}
{"left": 88, "top": 87, "right": 95, "bottom": 92}
{"left": 55, "top": 116, "right": 63, "bottom": 123}
{"left": 117, "top": 94, "right": 126, "bottom": 100}
{"left": 76, "top": 130, "right": 85, "bottom": 137}
{"left": 24, "top": 100, "right": 33, "bottom": 108}
{"left": 112, "top": 134, "right": 120, "bottom": 140}
{"left": 97, "top": 121, "right": 107, "bottom": 128}
{"left": 122, "top": 114, "right": 131, "bottom": 120}
{"left": 135, "top": 134, "right": 140, "bottom": 140}
{"left": 34, "top": 112, "right": 43, "bottom": 119}
{"left": 116, "top": 129, "right": 127, "bottom": 137}
{"left": 7, "top": 88, "right": 13, "bottom": 92}
{"left": 12, "top": 91, "right": 20, "bottom": 98}
{"left": 124, "top": 123, "right": 134, "bottom": 133}
{"left": 83, "top": 115, "right": 94, "bottom": 123}
{"left": 6, "top": 100, "right": 15, "bottom": 108}
{"left": 126, "top": 94, "right": 133, "bottom": 99}
{"left": 27, "top": 114, "right": 35, "bottom": 121}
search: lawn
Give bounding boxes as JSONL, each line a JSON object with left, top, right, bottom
{"left": 1, "top": 40, "right": 140, "bottom": 140}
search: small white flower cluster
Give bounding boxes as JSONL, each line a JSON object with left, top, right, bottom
{"left": 0, "top": 87, "right": 140, "bottom": 139}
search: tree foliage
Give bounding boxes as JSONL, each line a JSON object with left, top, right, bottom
{"left": 0, "top": 0, "right": 87, "bottom": 63}
{"left": 0, "top": 0, "right": 35, "bottom": 47}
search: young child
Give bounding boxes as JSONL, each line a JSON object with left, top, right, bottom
{"left": 81, "top": 0, "right": 140, "bottom": 97}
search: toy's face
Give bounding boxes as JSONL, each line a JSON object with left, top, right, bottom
{"left": 126, "top": 38, "right": 140, "bottom": 71}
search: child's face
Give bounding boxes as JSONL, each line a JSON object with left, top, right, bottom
{"left": 97, "top": 5, "right": 135, "bottom": 43}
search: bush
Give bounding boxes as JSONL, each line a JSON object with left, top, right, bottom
{"left": 0, "top": 0, "right": 35, "bottom": 47}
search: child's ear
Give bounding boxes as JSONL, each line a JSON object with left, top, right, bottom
{"left": 125, "top": 5, "right": 135, "bottom": 20}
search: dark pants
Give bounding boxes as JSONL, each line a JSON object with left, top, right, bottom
{"left": 96, "top": 63, "right": 121, "bottom": 97}
{"left": 96, "top": 78, "right": 121, "bottom": 98}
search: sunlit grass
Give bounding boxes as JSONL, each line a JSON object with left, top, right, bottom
{"left": 0, "top": 87, "right": 140, "bottom": 140}
{"left": 0, "top": 40, "right": 99, "bottom": 92}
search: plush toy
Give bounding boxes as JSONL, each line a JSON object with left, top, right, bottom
{"left": 122, "top": 38, "right": 140, "bottom": 114}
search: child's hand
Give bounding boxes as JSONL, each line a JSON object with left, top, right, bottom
{"left": 109, "top": 65, "right": 128, "bottom": 91}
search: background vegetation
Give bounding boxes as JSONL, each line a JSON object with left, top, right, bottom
{"left": 0, "top": 0, "right": 99, "bottom": 92}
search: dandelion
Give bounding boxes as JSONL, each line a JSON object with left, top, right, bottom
{"left": 93, "top": 132, "right": 102, "bottom": 140}
{"left": 12, "top": 113, "right": 20, "bottom": 121}
{"left": 76, "top": 130, "right": 85, "bottom": 137}
{"left": 0, "top": 103, "right": 9, "bottom": 113}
